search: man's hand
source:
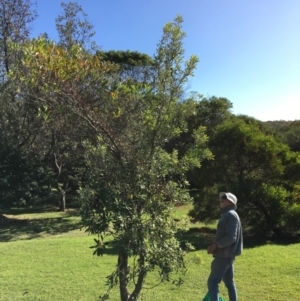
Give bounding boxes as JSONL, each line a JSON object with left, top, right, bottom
{"left": 207, "top": 243, "right": 217, "bottom": 254}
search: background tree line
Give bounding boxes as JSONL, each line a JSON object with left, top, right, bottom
{"left": 1, "top": 1, "right": 300, "bottom": 300}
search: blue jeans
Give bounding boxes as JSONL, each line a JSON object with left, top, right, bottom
{"left": 207, "top": 257, "right": 237, "bottom": 301}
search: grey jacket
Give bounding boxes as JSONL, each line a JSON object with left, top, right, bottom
{"left": 214, "top": 205, "right": 243, "bottom": 258}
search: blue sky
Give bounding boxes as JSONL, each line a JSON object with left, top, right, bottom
{"left": 31, "top": 0, "right": 300, "bottom": 121}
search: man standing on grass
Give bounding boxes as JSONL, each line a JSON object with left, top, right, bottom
{"left": 206, "top": 192, "right": 243, "bottom": 301}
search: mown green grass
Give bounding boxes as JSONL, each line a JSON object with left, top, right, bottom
{"left": 0, "top": 205, "right": 299, "bottom": 301}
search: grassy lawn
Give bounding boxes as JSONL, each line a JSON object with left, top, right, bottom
{"left": 0, "top": 205, "right": 300, "bottom": 301}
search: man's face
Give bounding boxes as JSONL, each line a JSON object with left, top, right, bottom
{"left": 220, "top": 197, "right": 230, "bottom": 208}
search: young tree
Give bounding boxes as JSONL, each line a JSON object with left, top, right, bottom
{"left": 11, "top": 16, "right": 212, "bottom": 300}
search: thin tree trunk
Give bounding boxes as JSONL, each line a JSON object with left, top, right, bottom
{"left": 59, "top": 179, "right": 69, "bottom": 211}
{"left": 118, "top": 248, "right": 130, "bottom": 301}
{"left": 129, "top": 254, "right": 146, "bottom": 301}
{"left": 59, "top": 190, "right": 66, "bottom": 211}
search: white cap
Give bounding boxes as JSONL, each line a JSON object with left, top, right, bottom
{"left": 219, "top": 192, "right": 237, "bottom": 205}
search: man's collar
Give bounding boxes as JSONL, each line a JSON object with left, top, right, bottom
{"left": 223, "top": 205, "right": 237, "bottom": 212}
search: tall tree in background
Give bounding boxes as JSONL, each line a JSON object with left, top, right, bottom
{"left": 265, "top": 120, "right": 300, "bottom": 152}
{"left": 190, "top": 117, "right": 300, "bottom": 237}
{"left": 0, "top": 0, "right": 37, "bottom": 77}
{"left": 167, "top": 96, "right": 233, "bottom": 189}
{"left": 11, "top": 16, "right": 212, "bottom": 301}
{"left": 0, "top": 0, "right": 52, "bottom": 208}
{"left": 189, "top": 96, "right": 233, "bottom": 137}
{"left": 55, "top": 1, "right": 95, "bottom": 51}
{"left": 97, "top": 50, "right": 154, "bottom": 83}
{"left": 35, "top": 1, "right": 98, "bottom": 210}
{"left": 0, "top": 0, "right": 38, "bottom": 150}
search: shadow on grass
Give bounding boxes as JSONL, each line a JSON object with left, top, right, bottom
{"left": 179, "top": 226, "right": 215, "bottom": 250}
{"left": 0, "top": 210, "right": 82, "bottom": 242}
{"left": 0, "top": 205, "right": 58, "bottom": 215}
{"left": 0, "top": 206, "right": 121, "bottom": 255}
{"left": 0, "top": 205, "right": 80, "bottom": 216}
{"left": 179, "top": 226, "right": 300, "bottom": 251}
{"left": 243, "top": 232, "right": 300, "bottom": 247}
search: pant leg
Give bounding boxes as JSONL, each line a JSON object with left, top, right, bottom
{"left": 207, "top": 257, "right": 232, "bottom": 301}
{"left": 222, "top": 259, "right": 238, "bottom": 301}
